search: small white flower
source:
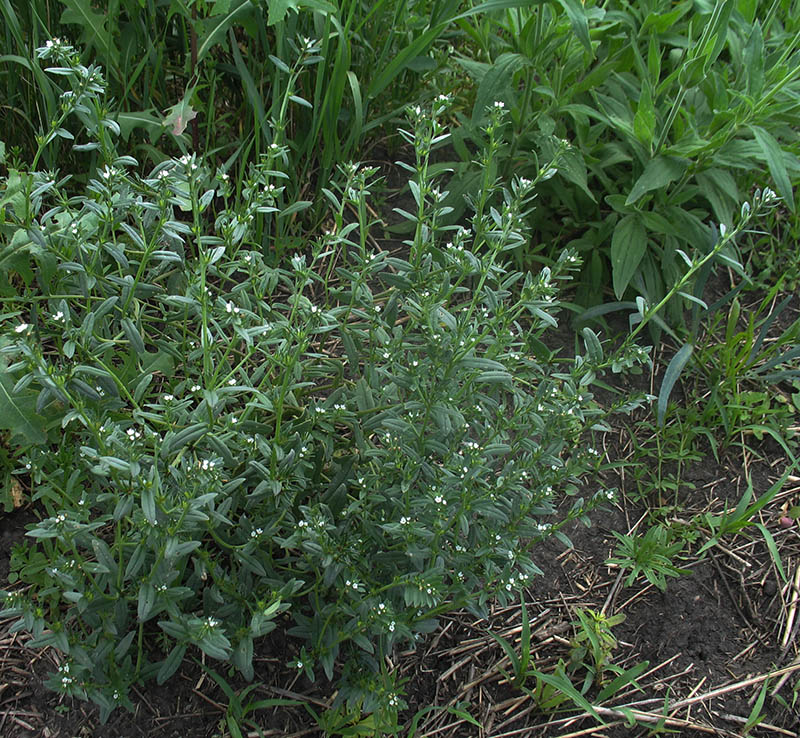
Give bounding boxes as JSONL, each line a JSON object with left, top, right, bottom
{"left": 227, "top": 378, "right": 236, "bottom": 386}
{"left": 388, "top": 620, "right": 396, "bottom": 632}
{"left": 14, "top": 323, "right": 29, "bottom": 333}
{"left": 162, "top": 394, "right": 174, "bottom": 402}
{"left": 52, "top": 310, "right": 65, "bottom": 322}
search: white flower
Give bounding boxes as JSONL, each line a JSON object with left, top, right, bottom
{"left": 14, "top": 323, "right": 29, "bottom": 333}
{"left": 388, "top": 621, "right": 396, "bottom": 632}
{"left": 52, "top": 310, "right": 65, "bottom": 322}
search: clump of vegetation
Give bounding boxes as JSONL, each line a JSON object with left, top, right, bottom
{"left": 1, "top": 1, "right": 799, "bottom": 735}
{"left": 0, "top": 44, "right": 651, "bottom": 724}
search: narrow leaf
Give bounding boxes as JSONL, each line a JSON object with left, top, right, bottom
{"left": 626, "top": 156, "right": 687, "bottom": 205}
{"left": 657, "top": 343, "right": 693, "bottom": 425}
{"left": 749, "top": 124, "right": 794, "bottom": 211}
{"left": 610, "top": 215, "right": 647, "bottom": 299}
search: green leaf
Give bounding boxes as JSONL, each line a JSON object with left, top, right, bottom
{"left": 116, "top": 110, "right": 166, "bottom": 143}
{"left": 267, "top": 0, "right": 298, "bottom": 25}
{"left": 0, "top": 370, "right": 47, "bottom": 444}
{"left": 625, "top": 156, "right": 687, "bottom": 206}
{"left": 59, "top": 0, "right": 118, "bottom": 66}
{"left": 555, "top": 0, "right": 593, "bottom": 56}
{"left": 229, "top": 28, "right": 267, "bottom": 144}
{"left": 157, "top": 643, "right": 187, "bottom": 685}
{"left": 742, "top": 22, "right": 764, "bottom": 98}
{"left": 633, "top": 82, "right": 655, "bottom": 146}
{"left": 749, "top": 125, "right": 794, "bottom": 211}
{"left": 657, "top": 343, "right": 693, "bottom": 425}
{"left": 582, "top": 327, "right": 603, "bottom": 363}
{"left": 471, "top": 52, "right": 527, "bottom": 124}
{"left": 610, "top": 214, "right": 647, "bottom": 299}
{"left": 197, "top": 0, "right": 255, "bottom": 64}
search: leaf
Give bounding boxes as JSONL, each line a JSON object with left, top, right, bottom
{"left": 742, "top": 22, "right": 764, "bottom": 98}
{"left": 582, "top": 327, "right": 603, "bottom": 363}
{"left": 116, "top": 110, "right": 164, "bottom": 143}
{"left": 196, "top": 0, "right": 255, "bottom": 64}
{"left": 657, "top": 343, "right": 693, "bottom": 425}
{"left": 157, "top": 643, "right": 187, "bottom": 685}
{"left": 0, "top": 370, "right": 47, "bottom": 444}
{"left": 610, "top": 214, "right": 647, "bottom": 299}
{"left": 267, "top": 0, "right": 299, "bottom": 25}
{"left": 164, "top": 95, "right": 197, "bottom": 137}
{"left": 749, "top": 124, "right": 794, "bottom": 211}
{"left": 555, "top": 0, "right": 593, "bottom": 56}
{"left": 59, "top": 0, "right": 118, "bottom": 66}
{"left": 471, "top": 52, "right": 527, "bottom": 124}
{"left": 633, "top": 82, "right": 655, "bottom": 146}
{"left": 228, "top": 28, "right": 267, "bottom": 144}
{"left": 625, "top": 156, "right": 688, "bottom": 206}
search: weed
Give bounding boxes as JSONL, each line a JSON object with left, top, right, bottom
{"left": 0, "top": 45, "right": 650, "bottom": 722}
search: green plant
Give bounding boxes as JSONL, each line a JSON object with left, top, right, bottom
{"left": 699, "top": 466, "right": 796, "bottom": 583}
{"left": 204, "top": 666, "right": 300, "bottom": 738}
{"left": 607, "top": 525, "right": 690, "bottom": 592}
{"left": 0, "top": 0, "right": 474, "bottom": 229}
{"left": 569, "top": 607, "right": 627, "bottom": 686}
{"left": 0, "top": 45, "right": 651, "bottom": 723}
{"left": 659, "top": 283, "right": 800, "bottom": 451}
{"left": 488, "top": 593, "right": 534, "bottom": 688}
{"left": 622, "top": 407, "right": 705, "bottom": 505}
{"left": 441, "top": 0, "right": 800, "bottom": 321}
